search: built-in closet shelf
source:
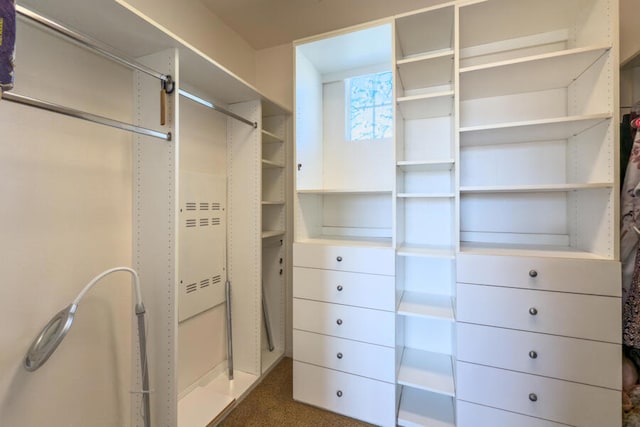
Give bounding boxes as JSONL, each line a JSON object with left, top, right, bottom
{"left": 395, "top": 4, "right": 455, "bottom": 59}
{"left": 397, "top": 160, "right": 454, "bottom": 172}
{"left": 397, "top": 292, "right": 454, "bottom": 321}
{"left": 262, "top": 201, "right": 285, "bottom": 205}
{"left": 460, "top": 242, "right": 612, "bottom": 261}
{"left": 396, "top": 50, "right": 454, "bottom": 92}
{"left": 398, "top": 193, "right": 455, "bottom": 199}
{"left": 261, "top": 129, "right": 284, "bottom": 144}
{"left": 262, "top": 230, "right": 286, "bottom": 239}
{"left": 397, "top": 348, "right": 455, "bottom": 396}
{"left": 459, "top": 113, "right": 612, "bottom": 146}
{"left": 460, "top": 45, "right": 611, "bottom": 100}
{"left": 297, "top": 189, "right": 393, "bottom": 195}
{"left": 397, "top": 244, "right": 455, "bottom": 259}
{"left": 460, "top": 182, "right": 612, "bottom": 194}
{"left": 397, "top": 387, "right": 455, "bottom": 427}
{"left": 295, "top": 237, "right": 392, "bottom": 248}
{"left": 397, "top": 91, "right": 454, "bottom": 120}
{"left": 262, "top": 159, "right": 285, "bottom": 168}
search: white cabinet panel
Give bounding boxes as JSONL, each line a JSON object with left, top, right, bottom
{"left": 457, "top": 323, "right": 621, "bottom": 389}
{"left": 293, "top": 361, "right": 396, "bottom": 427}
{"left": 457, "top": 362, "right": 621, "bottom": 427}
{"left": 457, "top": 253, "right": 621, "bottom": 296}
{"left": 293, "top": 298, "right": 395, "bottom": 347}
{"left": 293, "top": 267, "right": 395, "bottom": 311}
{"left": 457, "top": 283, "right": 621, "bottom": 343}
{"left": 293, "top": 242, "right": 394, "bottom": 275}
{"left": 293, "top": 330, "right": 395, "bottom": 383}
{"left": 457, "top": 401, "right": 567, "bottom": 427}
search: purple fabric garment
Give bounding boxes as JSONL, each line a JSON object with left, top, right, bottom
{"left": 0, "top": 0, "right": 16, "bottom": 91}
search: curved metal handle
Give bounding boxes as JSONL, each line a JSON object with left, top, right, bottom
{"left": 337, "top": 352, "right": 343, "bottom": 359}
{"left": 529, "top": 307, "right": 538, "bottom": 316}
{"left": 529, "top": 269, "right": 538, "bottom": 278}
{"left": 529, "top": 393, "right": 538, "bottom": 402}
{"left": 337, "top": 285, "right": 343, "bottom": 291}
{"left": 337, "top": 390, "right": 343, "bottom": 397}
{"left": 336, "top": 256, "right": 343, "bottom": 262}
{"left": 336, "top": 319, "right": 343, "bottom": 325}
{"left": 529, "top": 350, "right": 538, "bottom": 359}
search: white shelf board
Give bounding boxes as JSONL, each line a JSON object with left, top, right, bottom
{"left": 177, "top": 370, "right": 257, "bottom": 427}
{"left": 262, "top": 129, "right": 284, "bottom": 144}
{"left": 262, "top": 230, "right": 286, "bottom": 239}
{"left": 397, "top": 91, "right": 454, "bottom": 120}
{"left": 459, "top": 241, "right": 612, "bottom": 260}
{"left": 295, "top": 236, "right": 393, "bottom": 248}
{"left": 262, "top": 159, "right": 285, "bottom": 168}
{"left": 398, "top": 387, "right": 455, "bottom": 427}
{"left": 397, "top": 244, "right": 456, "bottom": 259}
{"left": 398, "top": 192, "right": 455, "bottom": 199}
{"left": 397, "top": 50, "right": 454, "bottom": 92}
{"left": 460, "top": 113, "right": 611, "bottom": 146}
{"left": 397, "top": 160, "right": 454, "bottom": 172}
{"left": 460, "top": 182, "right": 613, "bottom": 193}
{"left": 398, "top": 292, "right": 454, "bottom": 321}
{"left": 395, "top": 4, "right": 455, "bottom": 58}
{"left": 460, "top": 45, "right": 611, "bottom": 100}
{"left": 397, "top": 348, "right": 455, "bottom": 396}
{"left": 262, "top": 200, "right": 285, "bottom": 205}
{"left": 297, "top": 189, "right": 393, "bottom": 195}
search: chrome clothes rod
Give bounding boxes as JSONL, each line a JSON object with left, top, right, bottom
{"left": 179, "top": 89, "right": 257, "bottom": 128}
{"left": 2, "top": 92, "right": 172, "bottom": 141}
{"left": 16, "top": 5, "right": 173, "bottom": 89}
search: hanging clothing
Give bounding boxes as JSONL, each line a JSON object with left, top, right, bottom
{"left": 0, "top": 0, "right": 16, "bottom": 91}
{"left": 621, "top": 129, "right": 640, "bottom": 307}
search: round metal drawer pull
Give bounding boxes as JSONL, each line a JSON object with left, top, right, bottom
{"left": 529, "top": 393, "right": 538, "bottom": 402}
{"left": 529, "top": 350, "right": 538, "bottom": 359}
{"left": 336, "top": 256, "right": 343, "bottom": 262}
{"left": 337, "top": 285, "right": 343, "bottom": 291}
{"left": 336, "top": 319, "right": 343, "bottom": 325}
{"left": 529, "top": 307, "right": 538, "bottom": 316}
{"left": 337, "top": 352, "right": 343, "bottom": 359}
{"left": 529, "top": 270, "right": 538, "bottom": 278}
{"left": 337, "top": 390, "right": 343, "bottom": 397}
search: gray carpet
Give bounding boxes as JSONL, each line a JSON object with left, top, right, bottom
{"left": 217, "top": 357, "right": 374, "bottom": 426}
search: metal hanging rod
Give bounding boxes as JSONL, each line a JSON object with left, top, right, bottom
{"left": 179, "top": 89, "right": 257, "bottom": 128}
{"left": 2, "top": 92, "right": 172, "bottom": 141}
{"left": 16, "top": 5, "right": 174, "bottom": 90}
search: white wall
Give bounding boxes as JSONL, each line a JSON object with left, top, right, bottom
{"left": 620, "top": 0, "right": 640, "bottom": 66}
{"left": 0, "top": 23, "right": 135, "bottom": 426}
{"left": 256, "top": 43, "right": 295, "bottom": 111}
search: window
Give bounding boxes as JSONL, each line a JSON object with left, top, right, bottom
{"left": 347, "top": 71, "right": 393, "bottom": 141}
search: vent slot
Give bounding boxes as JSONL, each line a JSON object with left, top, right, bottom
{"left": 186, "top": 283, "right": 198, "bottom": 294}
{"left": 200, "top": 202, "right": 209, "bottom": 210}
{"left": 200, "top": 278, "right": 210, "bottom": 288}
{"left": 212, "top": 203, "right": 221, "bottom": 211}
{"left": 200, "top": 218, "right": 210, "bottom": 227}
{"left": 186, "top": 202, "right": 197, "bottom": 211}
{"left": 186, "top": 219, "right": 197, "bottom": 228}
{"left": 212, "top": 275, "right": 222, "bottom": 285}
{"left": 211, "top": 218, "right": 221, "bottom": 226}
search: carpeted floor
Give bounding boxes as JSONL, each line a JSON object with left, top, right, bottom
{"left": 216, "top": 357, "right": 373, "bottom": 427}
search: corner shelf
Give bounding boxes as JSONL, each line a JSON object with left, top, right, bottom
{"left": 397, "top": 292, "right": 454, "bottom": 321}
{"left": 397, "top": 348, "right": 455, "bottom": 396}
{"left": 262, "top": 159, "right": 285, "bottom": 168}
{"left": 262, "top": 129, "right": 284, "bottom": 144}
{"left": 262, "top": 230, "right": 286, "bottom": 239}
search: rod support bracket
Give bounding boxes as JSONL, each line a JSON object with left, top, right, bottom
{"left": 162, "top": 76, "right": 175, "bottom": 95}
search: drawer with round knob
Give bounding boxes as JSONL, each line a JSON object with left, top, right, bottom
{"left": 293, "top": 361, "right": 396, "bottom": 427}
{"left": 293, "top": 267, "right": 395, "bottom": 311}
{"left": 293, "top": 242, "right": 394, "bottom": 275}
{"left": 457, "top": 253, "right": 620, "bottom": 296}
{"left": 456, "top": 283, "right": 621, "bottom": 343}
{"left": 293, "top": 298, "right": 395, "bottom": 346}
{"left": 456, "top": 323, "right": 621, "bottom": 389}
{"left": 293, "top": 329, "right": 395, "bottom": 382}
{"left": 456, "top": 362, "right": 620, "bottom": 427}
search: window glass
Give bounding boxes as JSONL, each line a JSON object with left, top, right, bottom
{"left": 347, "top": 71, "right": 393, "bottom": 141}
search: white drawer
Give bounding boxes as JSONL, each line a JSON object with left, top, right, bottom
{"left": 293, "top": 242, "right": 394, "bottom": 275}
{"left": 457, "top": 253, "right": 621, "bottom": 296}
{"left": 457, "top": 323, "right": 621, "bottom": 389}
{"left": 457, "top": 401, "right": 567, "bottom": 427}
{"left": 457, "top": 362, "right": 621, "bottom": 427}
{"left": 293, "top": 298, "right": 395, "bottom": 346}
{"left": 293, "top": 330, "right": 395, "bottom": 383}
{"left": 293, "top": 267, "right": 395, "bottom": 311}
{"left": 457, "top": 283, "right": 621, "bottom": 343}
{"left": 293, "top": 361, "right": 396, "bottom": 427}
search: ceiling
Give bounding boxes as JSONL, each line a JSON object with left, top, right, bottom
{"left": 201, "top": 0, "right": 446, "bottom": 50}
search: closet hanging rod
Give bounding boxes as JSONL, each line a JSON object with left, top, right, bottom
{"left": 16, "top": 5, "right": 172, "bottom": 87}
{"left": 1, "top": 92, "right": 172, "bottom": 141}
{"left": 179, "top": 89, "right": 257, "bottom": 128}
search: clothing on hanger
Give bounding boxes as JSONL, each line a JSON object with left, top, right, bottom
{"left": 0, "top": 0, "right": 16, "bottom": 91}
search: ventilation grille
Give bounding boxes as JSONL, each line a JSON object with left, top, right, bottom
{"left": 186, "top": 283, "right": 198, "bottom": 294}
{"left": 212, "top": 203, "right": 221, "bottom": 211}
{"left": 211, "top": 218, "right": 221, "bottom": 226}
{"left": 186, "top": 219, "right": 197, "bottom": 228}
{"left": 183, "top": 201, "right": 223, "bottom": 228}
{"left": 183, "top": 275, "right": 224, "bottom": 294}
{"left": 186, "top": 202, "right": 197, "bottom": 211}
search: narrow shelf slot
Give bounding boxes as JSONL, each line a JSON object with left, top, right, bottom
{"left": 262, "top": 230, "right": 286, "bottom": 239}
{"left": 397, "top": 91, "right": 454, "bottom": 120}
{"left": 395, "top": 4, "right": 455, "bottom": 58}
{"left": 262, "top": 129, "right": 284, "bottom": 144}
{"left": 397, "top": 292, "right": 454, "bottom": 321}
{"left": 398, "top": 193, "right": 455, "bottom": 199}
{"left": 262, "top": 159, "right": 285, "bottom": 168}
{"left": 459, "top": 242, "right": 611, "bottom": 260}
{"left": 397, "top": 386, "right": 455, "bottom": 427}
{"left": 262, "top": 200, "right": 285, "bottom": 205}
{"left": 397, "top": 348, "right": 455, "bottom": 396}
{"left": 295, "top": 236, "right": 393, "bottom": 248}
{"left": 397, "top": 244, "right": 455, "bottom": 259}
{"left": 460, "top": 182, "right": 613, "bottom": 193}
{"left": 460, "top": 45, "right": 611, "bottom": 100}
{"left": 397, "top": 160, "right": 454, "bottom": 172}
{"left": 297, "top": 189, "right": 393, "bottom": 195}
{"left": 397, "top": 50, "right": 454, "bottom": 92}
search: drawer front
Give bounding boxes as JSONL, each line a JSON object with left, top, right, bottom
{"left": 457, "top": 362, "right": 621, "bottom": 427}
{"left": 293, "top": 298, "right": 394, "bottom": 346}
{"left": 293, "top": 267, "right": 395, "bottom": 311}
{"left": 457, "top": 401, "right": 567, "bottom": 427}
{"left": 293, "top": 361, "right": 396, "bottom": 427}
{"left": 293, "top": 330, "right": 395, "bottom": 382}
{"left": 457, "top": 253, "right": 620, "bottom": 296}
{"left": 293, "top": 242, "right": 394, "bottom": 275}
{"left": 457, "top": 323, "right": 621, "bottom": 389}
{"left": 457, "top": 283, "right": 621, "bottom": 343}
